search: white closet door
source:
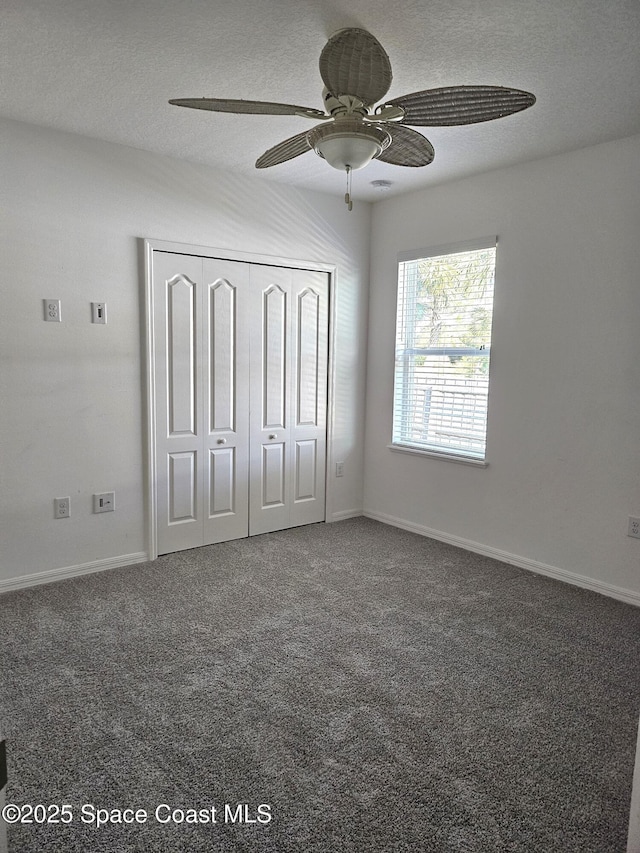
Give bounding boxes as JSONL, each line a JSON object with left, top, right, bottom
{"left": 202, "top": 258, "right": 251, "bottom": 545}
{"left": 154, "top": 253, "right": 250, "bottom": 554}
{"left": 249, "top": 266, "right": 292, "bottom": 535}
{"left": 249, "top": 266, "right": 328, "bottom": 536}
{"left": 154, "top": 252, "right": 204, "bottom": 555}
{"left": 153, "top": 251, "right": 328, "bottom": 553}
{"left": 289, "top": 269, "right": 329, "bottom": 528}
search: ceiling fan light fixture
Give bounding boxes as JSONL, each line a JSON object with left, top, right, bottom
{"left": 308, "top": 120, "right": 390, "bottom": 171}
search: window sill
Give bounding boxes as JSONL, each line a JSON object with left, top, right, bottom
{"left": 387, "top": 443, "right": 488, "bottom": 468}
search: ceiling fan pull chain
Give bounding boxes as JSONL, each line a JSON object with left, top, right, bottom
{"left": 344, "top": 166, "right": 353, "bottom": 211}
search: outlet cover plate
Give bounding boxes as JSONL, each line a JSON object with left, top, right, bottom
{"left": 628, "top": 517, "right": 640, "bottom": 539}
{"left": 44, "top": 299, "right": 61, "bottom": 322}
{"left": 54, "top": 497, "right": 70, "bottom": 518}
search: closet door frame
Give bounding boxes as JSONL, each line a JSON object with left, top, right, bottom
{"left": 143, "top": 238, "right": 337, "bottom": 561}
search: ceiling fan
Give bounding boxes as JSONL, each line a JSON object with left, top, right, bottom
{"left": 170, "top": 27, "right": 535, "bottom": 209}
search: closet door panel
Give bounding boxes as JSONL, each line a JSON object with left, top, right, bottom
{"left": 154, "top": 253, "right": 204, "bottom": 555}
{"left": 203, "top": 259, "right": 250, "bottom": 543}
{"left": 249, "top": 267, "right": 292, "bottom": 535}
{"left": 296, "top": 287, "right": 321, "bottom": 427}
{"left": 167, "top": 277, "right": 197, "bottom": 436}
{"left": 289, "top": 271, "right": 329, "bottom": 527}
{"left": 209, "top": 446, "right": 236, "bottom": 516}
{"left": 209, "top": 280, "right": 236, "bottom": 433}
{"left": 262, "top": 285, "right": 287, "bottom": 429}
{"left": 262, "top": 443, "right": 286, "bottom": 507}
{"left": 294, "top": 439, "right": 318, "bottom": 502}
{"left": 168, "top": 451, "right": 198, "bottom": 522}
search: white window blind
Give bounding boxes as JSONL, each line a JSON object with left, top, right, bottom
{"left": 392, "top": 240, "right": 497, "bottom": 461}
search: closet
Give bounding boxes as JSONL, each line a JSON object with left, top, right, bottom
{"left": 150, "top": 249, "right": 329, "bottom": 555}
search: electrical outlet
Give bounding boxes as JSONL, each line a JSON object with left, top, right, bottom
{"left": 54, "top": 497, "right": 70, "bottom": 518}
{"left": 93, "top": 492, "right": 115, "bottom": 513}
{"left": 335, "top": 461, "right": 344, "bottom": 477}
{"left": 43, "top": 299, "right": 61, "bottom": 322}
{"left": 91, "top": 302, "right": 107, "bottom": 324}
{"left": 628, "top": 517, "right": 640, "bottom": 539}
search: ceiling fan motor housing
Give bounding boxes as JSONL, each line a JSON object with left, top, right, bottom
{"left": 308, "top": 118, "right": 391, "bottom": 171}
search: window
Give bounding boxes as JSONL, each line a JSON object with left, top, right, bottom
{"left": 391, "top": 239, "right": 497, "bottom": 463}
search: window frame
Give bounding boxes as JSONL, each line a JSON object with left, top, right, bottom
{"left": 389, "top": 237, "right": 498, "bottom": 466}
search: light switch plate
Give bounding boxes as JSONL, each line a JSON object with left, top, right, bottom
{"left": 93, "top": 492, "right": 115, "bottom": 513}
{"left": 91, "top": 302, "right": 107, "bottom": 324}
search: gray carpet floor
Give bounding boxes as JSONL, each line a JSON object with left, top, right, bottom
{"left": 1, "top": 517, "right": 639, "bottom": 852}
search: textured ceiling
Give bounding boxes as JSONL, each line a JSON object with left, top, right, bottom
{"left": 2, "top": 0, "right": 639, "bottom": 201}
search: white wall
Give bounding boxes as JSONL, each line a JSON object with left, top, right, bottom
{"left": 364, "top": 134, "right": 640, "bottom": 601}
{"left": 0, "top": 118, "right": 371, "bottom": 586}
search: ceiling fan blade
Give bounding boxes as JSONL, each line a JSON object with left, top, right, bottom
{"left": 255, "top": 129, "right": 314, "bottom": 169}
{"left": 376, "top": 124, "right": 435, "bottom": 167}
{"left": 319, "top": 28, "right": 392, "bottom": 105}
{"left": 169, "top": 97, "right": 325, "bottom": 119}
{"left": 386, "top": 85, "right": 536, "bottom": 126}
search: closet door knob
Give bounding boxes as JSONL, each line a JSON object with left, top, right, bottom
{"left": 269, "top": 434, "right": 277, "bottom": 440}
{"left": 217, "top": 438, "right": 226, "bottom": 445}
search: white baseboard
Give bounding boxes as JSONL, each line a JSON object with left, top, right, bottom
{"left": 330, "top": 509, "right": 364, "bottom": 522}
{"left": 0, "top": 552, "right": 148, "bottom": 594}
{"left": 363, "top": 510, "right": 640, "bottom": 608}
